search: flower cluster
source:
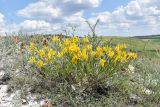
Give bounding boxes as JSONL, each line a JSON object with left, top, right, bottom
{"left": 28, "top": 36, "right": 137, "bottom": 84}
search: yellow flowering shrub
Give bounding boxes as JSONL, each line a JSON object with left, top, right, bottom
{"left": 27, "top": 36, "right": 137, "bottom": 87}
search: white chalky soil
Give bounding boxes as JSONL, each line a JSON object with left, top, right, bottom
{"left": 0, "top": 60, "right": 14, "bottom": 107}
{"left": 0, "top": 55, "right": 44, "bottom": 107}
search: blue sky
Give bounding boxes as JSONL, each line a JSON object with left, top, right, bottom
{"left": 0, "top": 0, "right": 130, "bottom": 23}
{"left": 0, "top": 0, "right": 36, "bottom": 23}
{"left": 85, "top": 0, "right": 130, "bottom": 15}
{"left": 0, "top": 0, "right": 160, "bottom": 36}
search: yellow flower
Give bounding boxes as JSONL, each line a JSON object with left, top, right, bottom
{"left": 37, "top": 60, "right": 45, "bottom": 68}
{"left": 80, "top": 50, "right": 88, "bottom": 62}
{"left": 96, "top": 46, "right": 102, "bottom": 52}
{"left": 114, "top": 55, "right": 120, "bottom": 63}
{"left": 48, "top": 49, "right": 56, "bottom": 56}
{"left": 91, "top": 51, "right": 96, "bottom": 58}
{"left": 29, "top": 42, "right": 35, "bottom": 50}
{"left": 62, "top": 48, "right": 68, "bottom": 54}
{"left": 83, "top": 45, "right": 92, "bottom": 51}
{"left": 71, "top": 36, "right": 79, "bottom": 43}
{"left": 59, "top": 43, "right": 63, "bottom": 48}
{"left": 108, "top": 51, "right": 114, "bottom": 58}
{"left": 68, "top": 44, "right": 80, "bottom": 54}
{"left": 127, "top": 52, "right": 137, "bottom": 60}
{"left": 121, "top": 51, "right": 128, "bottom": 62}
{"left": 94, "top": 46, "right": 103, "bottom": 58}
{"left": 86, "top": 45, "right": 92, "bottom": 51}
{"left": 103, "top": 46, "right": 111, "bottom": 54}
{"left": 63, "top": 39, "right": 70, "bottom": 46}
{"left": 71, "top": 55, "right": 79, "bottom": 64}
{"left": 38, "top": 49, "right": 45, "bottom": 58}
{"left": 115, "top": 44, "right": 127, "bottom": 51}
{"left": 43, "top": 46, "right": 49, "bottom": 51}
{"left": 83, "top": 37, "right": 89, "bottom": 44}
{"left": 132, "top": 53, "right": 137, "bottom": 60}
{"left": 99, "top": 59, "right": 106, "bottom": 68}
{"left": 57, "top": 52, "right": 64, "bottom": 58}
{"left": 47, "top": 49, "right": 56, "bottom": 60}
{"left": 29, "top": 56, "right": 36, "bottom": 64}
{"left": 29, "top": 42, "right": 37, "bottom": 53}
{"left": 52, "top": 36, "right": 60, "bottom": 43}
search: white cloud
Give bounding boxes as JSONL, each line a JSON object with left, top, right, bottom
{"left": 64, "top": 11, "right": 85, "bottom": 24}
{"left": 19, "top": 20, "right": 61, "bottom": 34}
{"left": 125, "top": 1, "right": 143, "bottom": 19}
{"left": 17, "top": 0, "right": 101, "bottom": 21}
{"left": 17, "top": 1, "right": 61, "bottom": 21}
{"left": 1, "top": 0, "right": 160, "bottom": 36}
{"left": 136, "top": 0, "right": 157, "bottom": 5}
{"left": 20, "top": 20, "right": 51, "bottom": 30}
{"left": 0, "top": 13, "right": 4, "bottom": 23}
{"left": 89, "top": 0, "right": 160, "bottom": 36}
{"left": 16, "top": 0, "right": 102, "bottom": 34}
{"left": 0, "top": 13, "right": 7, "bottom": 35}
{"left": 0, "top": 13, "right": 21, "bottom": 35}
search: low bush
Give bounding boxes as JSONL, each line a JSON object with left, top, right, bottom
{"left": 25, "top": 36, "right": 137, "bottom": 90}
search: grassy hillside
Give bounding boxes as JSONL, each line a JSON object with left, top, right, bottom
{"left": 102, "top": 36, "right": 160, "bottom": 63}
{"left": 0, "top": 35, "right": 160, "bottom": 106}
{"left": 133, "top": 35, "right": 160, "bottom": 39}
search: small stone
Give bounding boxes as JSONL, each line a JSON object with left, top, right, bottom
{"left": 40, "top": 100, "right": 46, "bottom": 106}
{"left": 144, "top": 88, "right": 152, "bottom": 95}
{"left": 128, "top": 65, "right": 135, "bottom": 73}
{"left": 0, "top": 85, "right": 8, "bottom": 93}
{"left": 130, "top": 94, "right": 137, "bottom": 99}
{"left": 129, "top": 94, "right": 138, "bottom": 106}
{"left": 15, "top": 69, "right": 20, "bottom": 73}
{"left": 71, "top": 85, "right": 76, "bottom": 91}
{"left": 0, "top": 81, "right": 4, "bottom": 85}
{"left": 0, "top": 71, "right": 5, "bottom": 80}
{"left": 22, "top": 99, "right": 28, "bottom": 104}
{"left": 0, "top": 73, "right": 10, "bottom": 82}
{"left": 41, "top": 99, "right": 52, "bottom": 107}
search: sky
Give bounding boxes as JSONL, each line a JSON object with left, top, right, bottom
{"left": 0, "top": 0, "right": 160, "bottom": 36}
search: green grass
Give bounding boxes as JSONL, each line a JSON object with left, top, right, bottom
{"left": 1, "top": 35, "right": 160, "bottom": 107}
{"left": 103, "top": 36, "right": 160, "bottom": 51}
{"left": 102, "top": 36, "right": 160, "bottom": 63}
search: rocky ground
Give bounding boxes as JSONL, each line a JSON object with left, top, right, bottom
{"left": 0, "top": 46, "right": 48, "bottom": 107}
